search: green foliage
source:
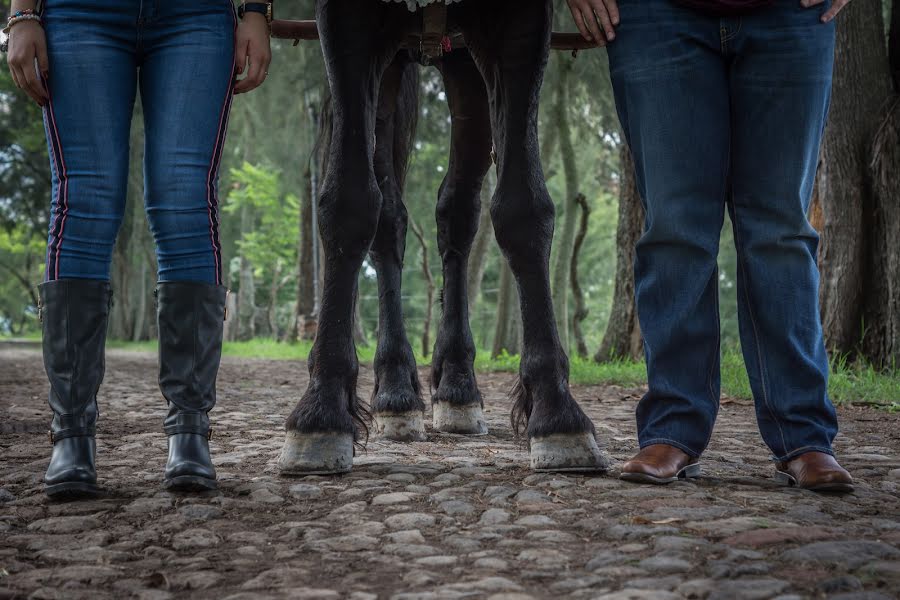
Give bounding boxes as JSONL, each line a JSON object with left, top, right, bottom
{"left": 223, "top": 162, "right": 299, "bottom": 277}
{"left": 0, "top": 225, "right": 44, "bottom": 334}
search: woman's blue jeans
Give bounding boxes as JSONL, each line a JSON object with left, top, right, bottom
{"left": 607, "top": 0, "right": 839, "bottom": 461}
{"left": 41, "top": 0, "right": 236, "bottom": 285}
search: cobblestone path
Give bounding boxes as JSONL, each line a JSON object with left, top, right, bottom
{"left": 1, "top": 343, "right": 899, "bottom": 599}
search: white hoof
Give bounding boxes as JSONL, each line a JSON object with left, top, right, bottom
{"left": 530, "top": 432, "right": 610, "bottom": 473}
{"left": 432, "top": 402, "right": 488, "bottom": 435}
{"left": 277, "top": 431, "right": 353, "bottom": 475}
{"left": 374, "top": 410, "right": 427, "bottom": 441}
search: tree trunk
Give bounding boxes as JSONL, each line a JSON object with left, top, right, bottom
{"left": 550, "top": 54, "right": 578, "bottom": 352}
{"left": 352, "top": 288, "right": 368, "bottom": 347}
{"left": 596, "top": 143, "right": 644, "bottom": 362}
{"left": 292, "top": 101, "right": 321, "bottom": 342}
{"left": 466, "top": 169, "right": 495, "bottom": 308}
{"left": 236, "top": 205, "right": 256, "bottom": 341}
{"left": 492, "top": 259, "right": 520, "bottom": 358}
{"left": 862, "top": 0, "right": 900, "bottom": 368}
{"left": 817, "top": 0, "right": 893, "bottom": 355}
{"left": 570, "top": 193, "right": 590, "bottom": 359}
{"left": 410, "top": 217, "right": 435, "bottom": 358}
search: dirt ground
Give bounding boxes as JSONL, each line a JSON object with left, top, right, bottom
{"left": 1, "top": 341, "right": 899, "bottom": 600}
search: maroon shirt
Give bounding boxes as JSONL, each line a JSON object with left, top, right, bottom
{"left": 677, "top": 0, "right": 774, "bottom": 15}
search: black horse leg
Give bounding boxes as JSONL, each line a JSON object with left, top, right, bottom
{"left": 430, "top": 49, "right": 493, "bottom": 434}
{"left": 369, "top": 53, "right": 426, "bottom": 441}
{"left": 278, "top": 0, "right": 409, "bottom": 475}
{"left": 455, "top": 0, "right": 608, "bottom": 471}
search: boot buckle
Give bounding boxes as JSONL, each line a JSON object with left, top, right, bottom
{"left": 48, "top": 429, "right": 54, "bottom": 444}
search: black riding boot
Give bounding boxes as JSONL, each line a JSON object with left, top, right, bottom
{"left": 157, "top": 282, "right": 226, "bottom": 491}
{"left": 40, "top": 279, "right": 112, "bottom": 499}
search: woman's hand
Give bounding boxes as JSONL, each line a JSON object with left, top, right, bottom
{"left": 801, "top": 0, "right": 852, "bottom": 23}
{"left": 566, "top": 0, "right": 620, "bottom": 46}
{"left": 6, "top": 19, "right": 49, "bottom": 106}
{"left": 234, "top": 12, "right": 271, "bottom": 94}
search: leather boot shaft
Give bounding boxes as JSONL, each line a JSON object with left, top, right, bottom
{"left": 39, "top": 279, "right": 112, "bottom": 498}
{"left": 156, "top": 282, "right": 226, "bottom": 491}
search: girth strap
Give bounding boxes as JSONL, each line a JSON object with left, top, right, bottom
{"left": 420, "top": 4, "right": 447, "bottom": 64}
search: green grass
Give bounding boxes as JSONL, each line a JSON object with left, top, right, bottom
{"left": 99, "top": 337, "right": 900, "bottom": 409}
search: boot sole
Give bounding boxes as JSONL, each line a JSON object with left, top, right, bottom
{"left": 620, "top": 462, "right": 701, "bottom": 485}
{"left": 45, "top": 481, "right": 99, "bottom": 500}
{"left": 164, "top": 475, "right": 218, "bottom": 492}
{"left": 774, "top": 470, "right": 854, "bottom": 493}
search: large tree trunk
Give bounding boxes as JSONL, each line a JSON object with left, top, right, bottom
{"left": 596, "top": 143, "right": 644, "bottom": 362}
{"left": 817, "top": 0, "right": 893, "bottom": 355}
{"left": 236, "top": 205, "right": 257, "bottom": 341}
{"left": 570, "top": 194, "right": 590, "bottom": 359}
{"left": 292, "top": 99, "right": 321, "bottom": 342}
{"left": 861, "top": 0, "right": 900, "bottom": 368}
{"left": 293, "top": 162, "right": 318, "bottom": 341}
{"left": 492, "top": 259, "right": 520, "bottom": 358}
{"left": 409, "top": 217, "right": 435, "bottom": 358}
{"left": 550, "top": 54, "right": 579, "bottom": 352}
{"left": 466, "top": 170, "right": 495, "bottom": 308}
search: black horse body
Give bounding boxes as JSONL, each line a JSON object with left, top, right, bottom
{"left": 278, "top": 0, "right": 609, "bottom": 475}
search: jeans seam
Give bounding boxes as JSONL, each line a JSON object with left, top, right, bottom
{"left": 640, "top": 437, "right": 703, "bottom": 459}
{"left": 722, "top": 18, "right": 742, "bottom": 43}
{"left": 772, "top": 445, "right": 834, "bottom": 463}
{"left": 731, "top": 202, "right": 791, "bottom": 456}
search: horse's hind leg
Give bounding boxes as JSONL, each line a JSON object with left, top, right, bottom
{"left": 456, "top": 0, "right": 609, "bottom": 471}
{"left": 278, "top": 0, "right": 408, "bottom": 475}
{"left": 430, "top": 49, "right": 493, "bottom": 434}
{"left": 369, "top": 54, "right": 426, "bottom": 441}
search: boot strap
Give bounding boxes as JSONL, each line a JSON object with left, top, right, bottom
{"left": 164, "top": 424, "right": 212, "bottom": 439}
{"left": 49, "top": 427, "right": 95, "bottom": 444}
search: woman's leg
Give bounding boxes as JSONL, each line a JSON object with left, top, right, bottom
{"left": 38, "top": 1, "right": 138, "bottom": 498}
{"left": 139, "top": 0, "right": 236, "bottom": 490}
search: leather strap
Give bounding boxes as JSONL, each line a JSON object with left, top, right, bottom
{"left": 164, "top": 413, "right": 211, "bottom": 438}
{"left": 420, "top": 4, "right": 447, "bottom": 64}
{"left": 49, "top": 427, "right": 95, "bottom": 444}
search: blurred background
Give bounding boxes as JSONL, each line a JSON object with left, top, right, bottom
{"left": 1, "top": 0, "right": 898, "bottom": 404}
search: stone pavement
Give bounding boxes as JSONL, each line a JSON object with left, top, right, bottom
{"left": 1, "top": 343, "right": 899, "bottom": 599}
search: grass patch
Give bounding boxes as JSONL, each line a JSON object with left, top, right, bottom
{"left": 99, "top": 337, "right": 900, "bottom": 409}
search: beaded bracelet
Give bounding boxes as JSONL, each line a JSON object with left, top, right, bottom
{"left": 3, "top": 10, "right": 41, "bottom": 34}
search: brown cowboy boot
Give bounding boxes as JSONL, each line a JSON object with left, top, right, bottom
{"left": 775, "top": 451, "right": 853, "bottom": 493}
{"left": 620, "top": 443, "right": 701, "bottom": 484}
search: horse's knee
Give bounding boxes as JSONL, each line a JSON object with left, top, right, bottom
{"left": 318, "top": 174, "right": 382, "bottom": 260}
{"left": 490, "top": 178, "right": 554, "bottom": 260}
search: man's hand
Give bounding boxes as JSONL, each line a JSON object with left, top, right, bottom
{"left": 565, "top": 0, "right": 620, "bottom": 46}
{"left": 801, "top": 0, "right": 852, "bottom": 23}
{"left": 6, "top": 19, "right": 49, "bottom": 106}
{"left": 234, "top": 12, "right": 272, "bottom": 94}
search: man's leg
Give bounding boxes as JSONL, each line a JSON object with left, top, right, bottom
{"left": 728, "top": 1, "right": 851, "bottom": 491}
{"left": 606, "top": 0, "right": 730, "bottom": 480}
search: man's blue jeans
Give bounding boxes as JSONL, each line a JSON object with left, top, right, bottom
{"left": 607, "top": 0, "right": 839, "bottom": 461}
{"left": 41, "top": 0, "right": 236, "bottom": 285}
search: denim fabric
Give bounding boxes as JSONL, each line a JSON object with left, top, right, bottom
{"left": 607, "top": 0, "right": 838, "bottom": 461}
{"left": 41, "top": 0, "right": 236, "bottom": 284}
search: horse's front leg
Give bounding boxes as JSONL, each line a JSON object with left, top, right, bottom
{"left": 430, "top": 49, "right": 493, "bottom": 434}
{"left": 278, "top": 0, "right": 408, "bottom": 474}
{"left": 369, "top": 54, "right": 426, "bottom": 441}
{"left": 458, "top": 0, "right": 609, "bottom": 472}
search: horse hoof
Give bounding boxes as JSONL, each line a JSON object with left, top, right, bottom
{"left": 374, "top": 411, "right": 427, "bottom": 441}
{"left": 530, "top": 432, "right": 610, "bottom": 473}
{"left": 277, "top": 431, "right": 353, "bottom": 475}
{"left": 432, "top": 402, "right": 488, "bottom": 435}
